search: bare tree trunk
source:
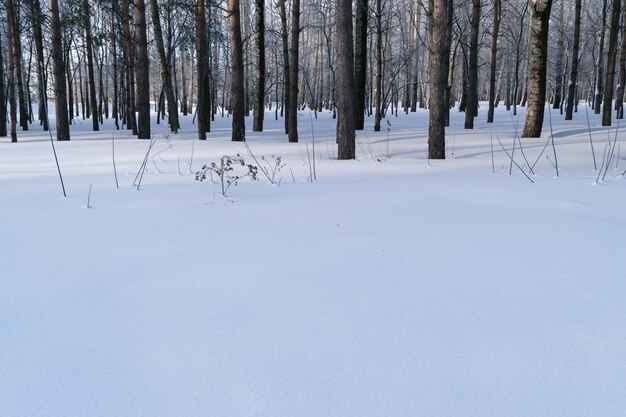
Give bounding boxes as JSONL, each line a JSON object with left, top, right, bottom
{"left": 464, "top": 0, "right": 480, "bottom": 129}
{"left": 565, "top": 0, "right": 581, "bottom": 120}
{"left": 134, "top": 0, "right": 150, "bottom": 139}
{"left": 602, "top": 0, "right": 621, "bottom": 126}
{"left": 229, "top": 0, "right": 246, "bottom": 141}
{"left": 487, "top": 0, "right": 500, "bottom": 123}
{"left": 27, "top": 0, "right": 48, "bottom": 131}
{"left": 374, "top": 0, "right": 383, "bottom": 132}
{"left": 49, "top": 0, "right": 70, "bottom": 140}
{"left": 195, "top": 0, "right": 209, "bottom": 139}
{"left": 615, "top": 4, "right": 626, "bottom": 119}
{"left": 253, "top": 0, "right": 265, "bottom": 131}
{"left": 521, "top": 0, "right": 552, "bottom": 138}
{"left": 278, "top": 0, "right": 290, "bottom": 135}
{"left": 336, "top": 0, "right": 355, "bottom": 159}
{"left": 7, "top": 0, "right": 28, "bottom": 132}
{"left": 84, "top": 0, "right": 99, "bottom": 131}
{"left": 120, "top": 0, "right": 137, "bottom": 134}
{"left": 428, "top": 0, "right": 448, "bottom": 159}
{"left": 6, "top": 0, "right": 18, "bottom": 142}
{"left": 595, "top": 0, "right": 608, "bottom": 114}
{"left": 552, "top": 0, "right": 564, "bottom": 109}
{"left": 354, "top": 0, "right": 368, "bottom": 130}
{"left": 150, "top": 0, "right": 180, "bottom": 133}
{"left": 0, "top": 34, "right": 6, "bottom": 137}
{"left": 287, "top": 0, "right": 300, "bottom": 142}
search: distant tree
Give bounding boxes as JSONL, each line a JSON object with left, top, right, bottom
{"left": 521, "top": 0, "right": 552, "bottom": 138}
{"left": 428, "top": 0, "right": 449, "bottom": 158}
{"left": 0, "top": 34, "right": 6, "bottom": 138}
{"left": 6, "top": 0, "right": 28, "bottom": 133}
{"left": 195, "top": 0, "right": 209, "bottom": 139}
{"left": 120, "top": 0, "right": 137, "bottom": 134}
{"left": 336, "top": 0, "right": 355, "bottom": 159}
{"left": 354, "top": 0, "right": 368, "bottom": 130}
{"left": 287, "top": 0, "right": 301, "bottom": 142}
{"left": 615, "top": 4, "right": 626, "bottom": 119}
{"left": 229, "top": 0, "right": 245, "bottom": 141}
{"left": 487, "top": 0, "right": 501, "bottom": 123}
{"left": 278, "top": 0, "right": 290, "bottom": 135}
{"left": 84, "top": 0, "right": 99, "bottom": 131}
{"left": 594, "top": 0, "right": 607, "bottom": 114}
{"left": 26, "top": 0, "right": 48, "bottom": 131}
{"left": 464, "top": 0, "right": 480, "bottom": 129}
{"left": 252, "top": 0, "right": 265, "bottom": 132}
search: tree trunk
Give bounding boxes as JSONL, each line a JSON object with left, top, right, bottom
{"left": 464, "top": 0, "right": 480, "bottom": 129}
{"left": 354, "top": 0, "right": 368, "bottom": 130}
{"left": 120, "top": 0, "right": 137, "bottom": 134}
{"left": 27, "top": 0, "right": 48, "bottom": 131}
{"left": 7, "top": 0, "right": 28, "bottom": 132}
{"left": 336, "top": 0, "right": 355, "bottom": 159}
{"left": 6, "top": 3, "right": 18, "bottom": 142}
{"left": 278, "top": 0, "right": 290, "bottom": 135}
{"left": 521, "top": 0, "right": 552, "bottom": 138}
{"left": 615, "top": 4, "right": 626, "bottom": 119}
{"left": 150, "top": 0, "right": 180, "bottom": 133}
{"left": 49, "top": 0, "right": 70, "bottom": 140}
{"left": 373, "top": 0, "right": 383, "bottom": 132}
{"left": 565, "top": 0, "right": 581, "bottom": 120}
{"left": 84, "top": 0, "right": 99, "bottom": 131}
{"left": 0, "top": 34, "right": 6, "bottom": 137}
{"left": 487, "top": 0, "right": 500, "bottom": 123}
{"left": 595, "top": 0, "right": 608, "bottom": 114}
{"left": 253, "top": 0, "right": 265, "bottom": 131}
{"left": 229, "top": 0, "right": 246, "bottom": 141}
{"left": 195, "top": 0, "right": 209, "bottom": 139}
{"left": 134, "top": 0, "right": 150, "bottom": 139}
{"left": 287, "top": 0, "right": 300, "bottom": 142}
{"left": 602, "top": 0, "right": 621, "bottom": 126}
{"left": 428, "top": 0, "right": 448, "bottom": 159}
{"left": 552, "top": 0, "right": 564, "bottom": 109}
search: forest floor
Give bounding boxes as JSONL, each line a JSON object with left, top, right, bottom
{"left": 1, "top": 103, "right": 625, "bottom": 416}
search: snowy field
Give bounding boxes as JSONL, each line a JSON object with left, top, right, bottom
{"left": 1, "top": 104, "right": 625, "bottom": 416}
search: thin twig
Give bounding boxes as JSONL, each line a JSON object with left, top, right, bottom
{"left": 585, "top": 104, "right": 598, "bottom": 170}
{"left": 496, "top": 135, "right": 534, "bottom": 183}
{"left": 547, "top": 104, "right": 559, "bottom": 177}
{"left": 112, "top": 128, "right": 119, "bottom": 189}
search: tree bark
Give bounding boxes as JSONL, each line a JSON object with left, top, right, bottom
{"left": 229, "top": 0, "right": 246, "bottom": 141}
{"left": 7, "top": 0, "right": 28, "bottom": 131}
{"left": 565, "top": 0, "right": 581, "bottom": 120}
{"left": 594, "top": 0, "right": 608, "bottom": 114}
{"left": 27, "top": 0, "right": 48, "bottom": 131}
{"left": 49, "top": 0, "right": 70, "bottom": 140}
{"left": 464, "top": 0, "right": 480, "bottom": 129}
{"left": 336, "top": 0, "right": 355, "bottom": 159}
{"left": 278, "top": 0, "right": 290, "bottom": 135}
{"left": 354, "top": 0, "right": 368, "bottom": 130}
{"left": 552, "top": 0, "right": 564, "bottom": 109}
{"left": 84, "top": 0, "right": 100, "bottom": 131}
{"left": 150, "top": 0, "right": 180, "bottom": 133}
{"left": 134, "top": 0, "right": 150, "bottom": 139}
{"left": 253, "top": 0, "right": 265, "bottom": 131}
{"left": 0, "top": 34, "right": 6, "bottom": 137}
{"left": 120, "top": 0, "right": 137, "bottom": 134}
{"left": 373, "top": 0, "right": 383, "bottom": 132}
{"left": 487, "top": 0, "right": 500, "bottom": 123}
{"left": 521, "top": 0, "right": 552, "bottom": 138}
{"left": 195, "top": 0, "right": 209, "bottom": 139}
{"left": 615, "top": 4, "right": 626, "bottom": 119}
{"left": 428, "top": 0, "right": 448, "bottom": 159}
{"left": 287, "top": 0, "right": 300, "bottom": 142}
{"left": 602, "top": 0, "right": 621, "bottom": 126}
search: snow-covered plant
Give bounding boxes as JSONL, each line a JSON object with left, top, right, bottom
{"left": 260, "top": 155, "right": 286, "bottom": 185}
{"left": 195, "top": 154, "right": 258, "bottom": 196}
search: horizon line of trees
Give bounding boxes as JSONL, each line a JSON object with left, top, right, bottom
{"left": 0, "top": 0, "right": 623, "bottom": 159}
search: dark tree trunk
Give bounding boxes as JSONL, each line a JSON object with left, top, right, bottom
{"left": 27, "top": 0, "right": 48, "bottom": 131}
{"left": 354, "top": 0, "right": 368, "bottom": 130}
{"left": 287, "top": 0, "right": 300, "bottom": 142}
{"left": 6, "top": 5, "right": 18, "bottom": 142}
{"left": 373, "top": 0, "right": 383, "bottom": 132}
{"left": 552, "top": 0, "right": 564, "bottom": 109}
{"left": 565, "top": 0, "right": 581, "bottom": 120}
{"left": 120, "top": 0, "right": 137, "bottom": 134}
{"left": 195, "top": 0, "right": 209, "bottom": 139}
{"left": 615, "top": 4, "right": 626, "bottom": 119}
{"left": 464, "top": 0, "right": 480, "bottom": 129}
{"left": 134, "top": 0, "right": 150, "bottom": 139}
{"left": 84, "top": 0, "right": 99, "bottom": 131}
{"left": 336, "top": 0, "right": 355, "bottom": 159}
{"left": 487, "top": 0, "right": 500, "bottom": 123}
{"left": 278, "top": 0, "right": 290, "bottom": 135}
{"left": 594, "top": 0, "right": 608, "bottom": 114}
{"left": 7, "top": 0, "right": 28, "bottom": 132}
{"left": 602, "top": 0, "right": 621, "bottom": 126}
{"left": 253, "top": 0, "right": 265, "bottom": 132}
{"left": 521, "top": 0, "right": 552, "bottom": 138}
{"left": 49, "top": 0, "right": 70, "bottom": 140}
{"left": 149, "top": 0, "right": 180, "bottom": 133}
{"left": 0, "top": 34, "right": 6, "bottom": 137}
{"left": 428, "top": 0, "right": 449, "bottom": 159}
{"left": 229, "top": 0, "right": 245, "bottom": 141}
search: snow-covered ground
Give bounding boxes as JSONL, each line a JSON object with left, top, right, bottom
{"left": 1, "top": 104, "right": 625, "bottom": 416}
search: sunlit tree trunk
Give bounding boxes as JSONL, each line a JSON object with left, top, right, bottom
{"left": 253, "top": 0, "right": 265, "bottom": 131}
{"left": 428, "top": 0, "right": 448, "bottom": 159}
{"left": 464, "top": 0, "right": 480, "bottom": 129}
{"left": 354, "top": 0, "right": 368, "bottom": 130}
{"left": 487, "top": 0, "right": 500, "bottom": 123}
{"left": 594, "top": 0, "right": 607, "bottom": 114}
{"left": 134, "top": 0, "right": 150, "bottom": 139}
{"left": 287, "top": 0, "right": 300, "bottom": 142}
{"left": 84, "top": 0, "right": 100, "bottom": 131}
{"left": 565, "top": 0, "right": 581, "bottom": 120}
{"left": 336, "top": 0, "right": 355, "bottom": 159}
{"left": 49, "top": 0, "right": 70, "bottom": 140}
{"left": 0, "top": 35, "right": 6, "bottom": 137}
{"left": 229, "top": 0, "right": 246, "bottom": 141}
{"left": 602, "top": 0, "right": 621, "bottom": 126}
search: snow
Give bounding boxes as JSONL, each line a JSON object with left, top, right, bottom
{"left": 1, "top": 104, "right": 625, "bottom": 417}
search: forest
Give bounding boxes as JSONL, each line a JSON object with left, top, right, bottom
{"left": 0, "top": 0, "right": 621, "bottom": 158}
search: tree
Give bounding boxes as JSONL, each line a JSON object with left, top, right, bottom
{"left": 252, "top": 0, "right": 265, "bottom": 132}
{"left": 373, "top": 0, "right": 383, "bottom": 132}
{"left": 428, "top": 0, "right": 449, "bottom": 159}
{"left": 552, "top": 0, "right": 564, "bottom": 110}
{"left": 120, "top": 0, "right": 137, "bottom": 134}
{"left": 464, "top": 0, "right": 480, "bottom": 129}
{"left": 487, "top": 0, "right": 500, "bottom": 123}
{"left": 135, "top": 0, "right": 151, "bottom": 139}
{"left": 49, "top": 0, "right": 70, "bottom": 141}
{"left": 0, "top": 33, "right": 6, "bottom": 138}
{"left": 84, "top": 0, "right": 100, "bottom": 131}
{"left": 565, "top": 0, "right": 581, "bottom": 120}
{"left": 602, "top": 0, "right": 621, "bottom": 126}
{"left": 229, "top": 0, "right": 245, "bottom": 141}
{"left": 278, "top": 0, "right": 290, "bottom": 134}
{"left": 6, "top": 0, "right": 28, "bottom": 132}
{"left": 521, "top": 0, "right": 552, "bottom": 138}
{"left": 594, "top": 0, "right": 607, "bottom": 114}
{"left": 354, "top": 0, "right": 368, "bottom": 130}
{"left": 26, "top": 0, "right": 48, "bottom": 131}
{"left": 287, "top": 0, "right": 301, "bottom": 142}
{"left": 195, "top": 0, "right": 209, "bottom": 139}
{"left": 336, "top": 0, "right": 355, "bottom": 159}
{"left": 615, "top": 4, "right": 626, "bottom": 119}
{"left": 150, "top": 0, "right": 180, "bottom": 133}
